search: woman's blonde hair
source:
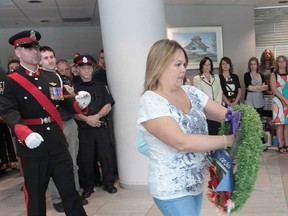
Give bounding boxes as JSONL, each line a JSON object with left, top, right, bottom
{"left": 143, "top": 39, "right": 188, "bottom": 93}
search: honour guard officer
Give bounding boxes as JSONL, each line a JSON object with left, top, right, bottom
{"left": 74, "top": 55, "right": 117, "bottom": 198}
{"left": 0, "top": 30, "right": 90, "bottom": 216}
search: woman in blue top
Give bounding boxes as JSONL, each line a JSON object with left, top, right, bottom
{"left": 137, "top": 39, "right": 234, "bottom": 216}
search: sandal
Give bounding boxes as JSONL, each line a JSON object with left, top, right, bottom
{"left": 278, "top": 146, "right": 287, "bottom": 154}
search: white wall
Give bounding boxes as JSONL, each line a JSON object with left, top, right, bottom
{"left": 166, "top": 4, "right": 256, "bottom": 99}
{"left": 0, "top": 5, "right": 255, "bottom": 90}
{"left": 0, "top": 26, "right": 102, "bottom": 70}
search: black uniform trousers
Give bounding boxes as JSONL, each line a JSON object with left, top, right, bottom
{"left": 78, "top": 125, "right": 114, "bottom": 191}
{"left": 20, "top": 149, "right": 86, "bottom": 216}
{"left": 0, "top": 123, "right": 17, "bottom": 164}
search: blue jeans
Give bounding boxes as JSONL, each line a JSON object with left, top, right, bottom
{"left": 153, "top": 193, "right": 203, "bottom": 216}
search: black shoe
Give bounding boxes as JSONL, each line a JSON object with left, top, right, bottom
{"left": 82, "top": 190, "right": 94, "bottom": 199}
{"left": 95, "top": 181, "right": 102, "bottom": 187}
{"left": 104, "top": 185, "right": 117, "bottom": 194}
{"left": 80, "top": 196, "right": 88, "bottom": 205}
{"left": 53, "top": 202, "right": 65, "bottom": 213}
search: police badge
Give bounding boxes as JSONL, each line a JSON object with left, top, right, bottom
{"left": 30, "top": 30, "right": 36, "bottom": 40}
{"left": 83, "top": 57, "right": 88, "bottom": 63}
{"left": 0, "top": 81, "right": 4, "bottom": 94}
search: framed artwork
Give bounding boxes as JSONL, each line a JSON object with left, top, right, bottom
{"left": 167, "top": 26, "right": 223, "bottom": 69}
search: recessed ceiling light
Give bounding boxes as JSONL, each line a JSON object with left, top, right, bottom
{"left": 255, "top": 5, "right": 288, "bottom": 9}
{"left": 28, "top": 0, "right": 41, "bottom": 3}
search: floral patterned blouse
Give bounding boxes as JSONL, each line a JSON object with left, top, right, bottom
{"left": 137, "top": 85, "right": 209, "bottom": 200}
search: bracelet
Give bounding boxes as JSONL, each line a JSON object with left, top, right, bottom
{"left": 223, "top": 135, "right": 227, "bottom": 149}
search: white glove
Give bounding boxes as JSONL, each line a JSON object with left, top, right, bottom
{"left": 25, "top": 132, "right": 44, "bottom": 149}
{"left": 75, "top": 91, "right": 91, "bottom": 109}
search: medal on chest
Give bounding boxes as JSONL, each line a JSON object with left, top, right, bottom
{"left": 49, "top": 87, "right": 64, "bottom": 100}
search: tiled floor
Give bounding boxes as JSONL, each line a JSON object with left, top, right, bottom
{"left": 0, "top": 146, "right": 288, "bottom": 216}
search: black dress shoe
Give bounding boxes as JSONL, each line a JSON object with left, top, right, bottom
{"left": 95, "top": 181, "right": 102, "bottom": 187}
{"left": 53, "top": 202, "right": 65, "bottom": 213}
{"left": 82, "top": 190, "right": 94, "bottom": 198}
{"left": 80, "top": 196, "right": 88, "bottom": 205}
{"left": 104, "top": 185, "right": 117, "bottom": 194}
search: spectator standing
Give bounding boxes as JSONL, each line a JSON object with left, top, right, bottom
{"left": 260, "top": 49, "right": 276, "bottom": 91}
{"left": 244, "top": 57, "right": 268, "bottom": 114}
{"left": 270, "top": 55, "right": 288, "bottom": 153}
{"left": 193, "top": 57, "right": 223, "bottom": 135}
{"left": 219, "top": 57, "right": 242, "bottom": 107}
{"left": 7, "top": 59, "right": 20, "bottom": 73}
{"left": 40, "top": 46, "right": 88, "bottom": 212}
{"left": 244, "top": 57, "right": 269, "bottom": 151}
{"left": 93, "top": 49, "right": 107, "bottom": 85}
{"left": 260, "top": 49, "right": 276, "bottom": 121}
{"left": 92, "top": 49, "right": 117, "bottom": 184}
{"left": 74, "top": 55, "right": 117, "bottom": 198}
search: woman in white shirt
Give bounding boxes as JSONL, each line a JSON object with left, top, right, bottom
{"left": 193, "top": 57, "right": 223, "bottom": 135}
{"left": 137, "top": 39, "right": 234, "bottom": 216}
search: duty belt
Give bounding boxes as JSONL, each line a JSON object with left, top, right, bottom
{"left": 23, "top": 116, "right": 56, "bottom": 125}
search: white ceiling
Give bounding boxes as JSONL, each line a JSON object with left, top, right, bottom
{"left": 0, "top": 0, "right": 286, "bottom": 28}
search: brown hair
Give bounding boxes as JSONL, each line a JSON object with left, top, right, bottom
{"left": 219, "top": 57, "right": 234, "bottom": 75}
{"left": 248, "top": 57, "right": 260, "bottom": 73}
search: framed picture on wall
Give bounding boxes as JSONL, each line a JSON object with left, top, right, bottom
{"left": 167, "top": 26, "right": 223, "bottom": 69}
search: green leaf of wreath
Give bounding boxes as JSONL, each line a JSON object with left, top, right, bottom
{"left": 219, "top": 104, "right": 263, "bottom": 213}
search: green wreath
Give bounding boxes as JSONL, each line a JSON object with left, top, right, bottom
{"left": 219, "top": 104, "right": 263, "bottom": 213}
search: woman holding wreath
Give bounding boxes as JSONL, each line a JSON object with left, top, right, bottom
{"left": 137, "top": 39, "right": 234, "bottom": 216}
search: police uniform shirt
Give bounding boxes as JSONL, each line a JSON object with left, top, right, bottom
{"left": 74, "top": 79, "right": 114, "bottom": 116}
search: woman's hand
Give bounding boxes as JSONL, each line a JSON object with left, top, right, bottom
{"left": 227, "top": 134, "right": 235, "bottom": 148}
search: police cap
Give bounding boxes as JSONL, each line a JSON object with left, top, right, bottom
{"left": 9, "top": 30, "right": 41, "bottom": 48}
{"left": 74, "top": 55, "right": 95, "bottom": 66}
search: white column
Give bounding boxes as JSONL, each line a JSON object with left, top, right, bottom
{"left": 98, "top": 0, "right": 166, "bottom": 189}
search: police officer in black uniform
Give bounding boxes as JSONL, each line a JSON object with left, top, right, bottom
{"left": 0, "top": 30, "right": 90, "bottom": 216}
{"left": 73, "top": 55, "right": 117, "bottom": 198}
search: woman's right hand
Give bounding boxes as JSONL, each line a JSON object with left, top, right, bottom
{"left": 227, "top": 134, "right": 235, "bottom": 147}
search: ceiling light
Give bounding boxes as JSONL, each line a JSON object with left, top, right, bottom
{"left": 255, "top": 5, "right": 288, "bottom": 9}
{"left": 28, "top": 0, "right": 41, "bottom": 3}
